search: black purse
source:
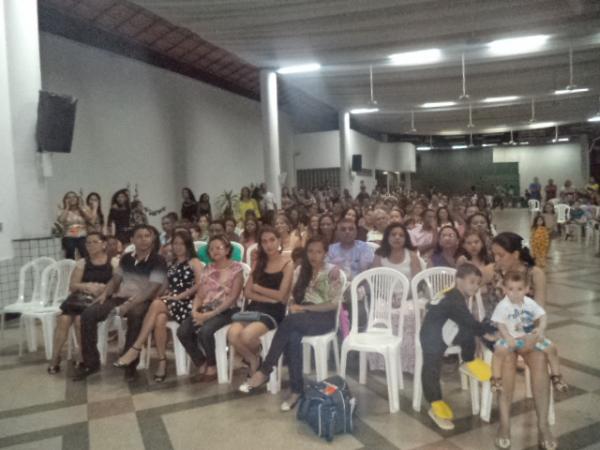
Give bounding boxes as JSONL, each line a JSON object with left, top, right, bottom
{"left": 59, "top": 292, "right": 95, "bottom": 315}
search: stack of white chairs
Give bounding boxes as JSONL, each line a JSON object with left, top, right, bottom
{"left": 21, "top": 260, "right": 77, "bottom": 360}
{"left": 528, "top": 199, "right": 541, "bottom": 216}
{"left": 0, "top": 257, "right": 55, "bottom": 344}
{"left": 302, "top": 271, "right": 347, "bottom": 381}
{"left": 340, "top": 267, "right": 410, "bottom": 413}
{"left": 410, "top": 267, "right": 483, "bottom": 415}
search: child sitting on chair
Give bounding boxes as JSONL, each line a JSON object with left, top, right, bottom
{"left": 490, "top": 271, "right": 567, "bottom": 393}
{"left": 420, "top": 263, "right": 496, "bottom": 430}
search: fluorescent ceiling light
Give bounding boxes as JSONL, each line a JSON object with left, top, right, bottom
{"left": 482, "top": 96, "right": 520, "bottom": 103}
{"left": 422, "top": 101, "right": 457, "bottom": 108}
{"left": 554, "top": 87, "right": 589, "bottom": 95}
{"left": 349, "top": 107, "right": 379, "bottom": 114}
{"left": 452, "top": 144, "right": 468, "bottom": 149}
{"left": 482, "top": 143, "right": 494, "bottom": 147}
{"left": 551, "top": 137, "right": 569, "bottom": 143}
{"left": 519, "top": 141, "right": 529, "bottom": 145}
{"left": 588, "top": 115, "right": 600, "bottom": 122}
{"left": 276, "top": 63, "right": 321, "bottom": 74}
{"left": 416, "top": 146, "right": 432, "bottom": 151}
{"left": 527, "top": 121, "right": 555, "bottom": 129}
{"left": 487, "top": 35, "right": 550, "bottom": 56}
{"left": 389, "top": 48, "right": 442, "bottom": 66}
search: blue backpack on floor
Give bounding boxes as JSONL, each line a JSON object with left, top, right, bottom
{"left": 297, "top": 375, "right": 356, "bottom": 442}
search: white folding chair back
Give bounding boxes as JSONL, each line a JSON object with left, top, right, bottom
{"left": 302, "top": 271, "right": 347, "bottom": 381}
{"left": 411, "top": 267, "right": 457, "bottom": 328}
{"left": 245, "top": 243, "right": 258, "bottom": 266}
{"left": 340, "top": 268, "right": 410, "bottom": 413}
{"left": 554, "top": 204, "right": 570, "bottom": 224}
{"left": 366, "top": 241, "right": 380, "bottom": 252}
{"left": 528, "top": 199, "right": 541, "bottom": 214}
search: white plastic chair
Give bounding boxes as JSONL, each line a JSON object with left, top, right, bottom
{"left": 554, "top": 204, "right": 570, "bottom": 225}
{"left": 214, "top": 262, "right": 251, "bottom": 384}
{"left": 21, "top": 260, "right": 76, "bottom": 360}
{"left": 1, "top": 257, "right": 55, "bottom": 343}
{"left": 366, "top": 242, "right": 380, "bottom": 252}
{"left": 245, "top": 243, "right": 258, "bottom": 266}
{"left": 302, "top": 271, "right": 347, "bottom": 381}
{"left": 145, "top": 320, "right": 190, "bottom": 376}
{"left": 340, "top": 268, "right": 410, "bottom": 413}
{"left": 528, "top": 199, "right": 541, "bottom": 215}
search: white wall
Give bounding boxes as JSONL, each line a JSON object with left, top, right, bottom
{"left": 493, "top": 143, "right": 585, "bottom": 193}
{"left": 40, "top": 33, "right": 294, "bottom": 224}
{"left": 293, "top": 129, "right": 416, "bottom": 194}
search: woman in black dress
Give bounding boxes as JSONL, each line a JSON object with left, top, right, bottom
{"left": 227, "top": 226, "right": 294, "bottom": 376}
{"left": 107, "top": 189, "right": 131, "bottom": 245}
{"left": 197, "top": 193, "right": 212, "bottom": 220}
{"left": 114, "top": 230, "right": 203, "bottom": 382}
{"left": 181, "top": 187, "right": 197, "bottom": 222}
{"left": 48, "top": 232, "right": 113, "bottom": 374}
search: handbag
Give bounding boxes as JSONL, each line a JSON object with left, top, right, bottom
{"left": 59, "top": 292, "right": 95, "bottom": 315}
{"left": 232, "top": 311, "right": 262, "bottom": 322}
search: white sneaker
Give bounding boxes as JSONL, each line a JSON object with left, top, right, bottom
{"left": 428, "top": 408, "right": 455, "bottom": 430}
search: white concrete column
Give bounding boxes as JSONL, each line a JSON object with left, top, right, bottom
{"left": 260, "top": 70, "right": 281, "bottom": 206}
{"left": 339, "top": 111, "right": 352, "bottom": 194}
{"left": 4, "top": 0, "right": 51, "bottom": 238}
{"left": 0, "top": 4, "right": 19, "bottom": 258}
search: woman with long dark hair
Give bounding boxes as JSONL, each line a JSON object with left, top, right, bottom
{"left": 343, "top": 207, "right": 368, "bottom": 241}
{"left": 240, "top": 217, "right": 259, "bottom": 251}
{"left": 429, "top": 225, "right": 461, "bottom": 268}
{"left": 274, "top": 214, "right": 301, "bottom": 252}
{"left": 483, "top": 233, "right": 553, "bottom": 449}
{"left": 318, "top": 213, "right": 336, "bottom": 245}
{"left": 197, "top": 193, "right": 212, "bottom": 220}
{"left": 86, "top": 192, "right": 104, "bottom": 234}
{"left": 114, "top": 230, "right": 203, "bottom": 382}
{"left": 57, "top": 191, "right": 92, "bottom": 259}
{"left": 457, "top": 229, "right": 492, "bottom": 269}
{"left": 108, "top": 189, "right": 131, "bottom": 244}
{"left": 181, "top": 187, "right": 197, "bottom": 222}
{"left": 239, "top": 236, "right": 343, "bottom": 412}
{"left": 228, "top": 226, "right": 293, "bottom": 376}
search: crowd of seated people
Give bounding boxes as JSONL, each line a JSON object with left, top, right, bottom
{"left": 45, "top": 178, "right": 599, "bottom": 448}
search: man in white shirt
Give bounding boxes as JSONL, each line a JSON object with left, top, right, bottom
{"left": 260, "top": 183, "right": 277, "bottom": 225}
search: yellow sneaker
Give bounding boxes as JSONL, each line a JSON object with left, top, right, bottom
{"left": 431, "top": 400, "right": 454, "bottom": 420}
{"left": 460, "top": 358, "right": 492, "bottom": 382}
{"left": 429, "top": 401, "right": 455, "bottom": 430}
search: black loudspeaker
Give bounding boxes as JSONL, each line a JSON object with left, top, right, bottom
{"left": 351, "top": 154, "right": 362, "bottom": 171}
{"left": 36, "top": 90, "right": 77, "bottom": 153}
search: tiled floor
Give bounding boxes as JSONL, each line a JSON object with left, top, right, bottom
{"left": 1, "top": 209, "right": 599, "bottom": 450}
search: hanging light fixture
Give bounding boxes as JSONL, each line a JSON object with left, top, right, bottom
{"left": 554, "top": 47, "right": 589, "bottom": 95}
{"left": 529, "top": 97, "right": 536, "bottom": 123}
{"left": 469, "top": 133, "right": 474, "bottom": 147}
{"left": 410, "top": 110, "right": 417, "bottom": 133}
{"left": 368, "top": 65, "right": 378, "bottom": 106}
{"left": 467, "top": 103, "right": 475, "bottom": 128}
{"left": 587, "top": 96, "right": 600, "bottom": 122}
{"left": 459, "top": 53, "right": 470, "bottom": 100}
{"left": 508, "top": 129, "right": 516, "bottom": 145}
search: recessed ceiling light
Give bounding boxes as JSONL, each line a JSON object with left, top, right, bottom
{"left": 276, "top": 63, "right": 321, "bottom": 75}
{"left": 487, "top": 35, "right": 550, "bottom": 56}
{"left": 388, "top": 48, "right": 442, "bottom": 66}
{"left": 554, "top": 87, "right": 590, "bottom": 95}
{"left": 452, "top": 144, "right": 468, "bottom": 149}
{"left": 416, "top": 146, "right": 432, "bottom": 151}
{"left": 349, "top": 107, "right": 379, "bottom": 114}
{"left": 422, "top": 101, "right": 457, "bottom": 108}
{"left": 482, "top": 96, "right": 520, "bottom": 103}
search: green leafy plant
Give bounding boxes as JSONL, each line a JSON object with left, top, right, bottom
{"left": 216, "top": 190, "right": 239, "bottom": 219}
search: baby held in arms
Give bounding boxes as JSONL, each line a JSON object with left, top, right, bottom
{"left": 490, "top": 271, "right": 567, "bottom": 393}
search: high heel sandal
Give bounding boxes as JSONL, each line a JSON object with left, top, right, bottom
{"left": 538, "top": 439, "right": 557, "bottom": 449}
{"left": 494, "top": 437, "right": 511, "bottom": 449}
{"left": 113, "top": 346, "right": 141, "bottom": 368}
{"left": 153, "top": 358, "right": 167, "bottom": 383}
{"left": 490, "top": 377, "right": 503, "bottom": 393}
{"left": 47, "top": 362, "right": 61, "bottom": 375}
{"left": 550, "top": 374, "right": 568, "bottom": 393}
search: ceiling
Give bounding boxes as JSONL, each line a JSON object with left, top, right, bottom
{"left": 131, "top": 0, "right": 600, "bottom": 137}
{"left": 39, "top": 0, "right": 600, "bottom": 142}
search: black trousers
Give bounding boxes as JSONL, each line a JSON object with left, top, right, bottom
{"left": 261, "top": 310, "right": 335, "bottom": 394}
{"left": 420, "top": 325, "right": 476, "bottom": 403}
{"left": 80, "top": 296, "right": 149, "bottom": 370}
{"left": 62, "top": 237, "right": 87, "bottom": 260}
{"left": 176, "top": 309, "right": 237, "bottom": 367}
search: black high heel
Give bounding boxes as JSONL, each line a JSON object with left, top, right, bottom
{"left": 113, "top": 346, "right": 141, "bottom": 368}
{"left": 154, "top": 358, "right": 167, "bottom": 383}
{"left": 47, "top": 364, "right": 60, "bottom": 375}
